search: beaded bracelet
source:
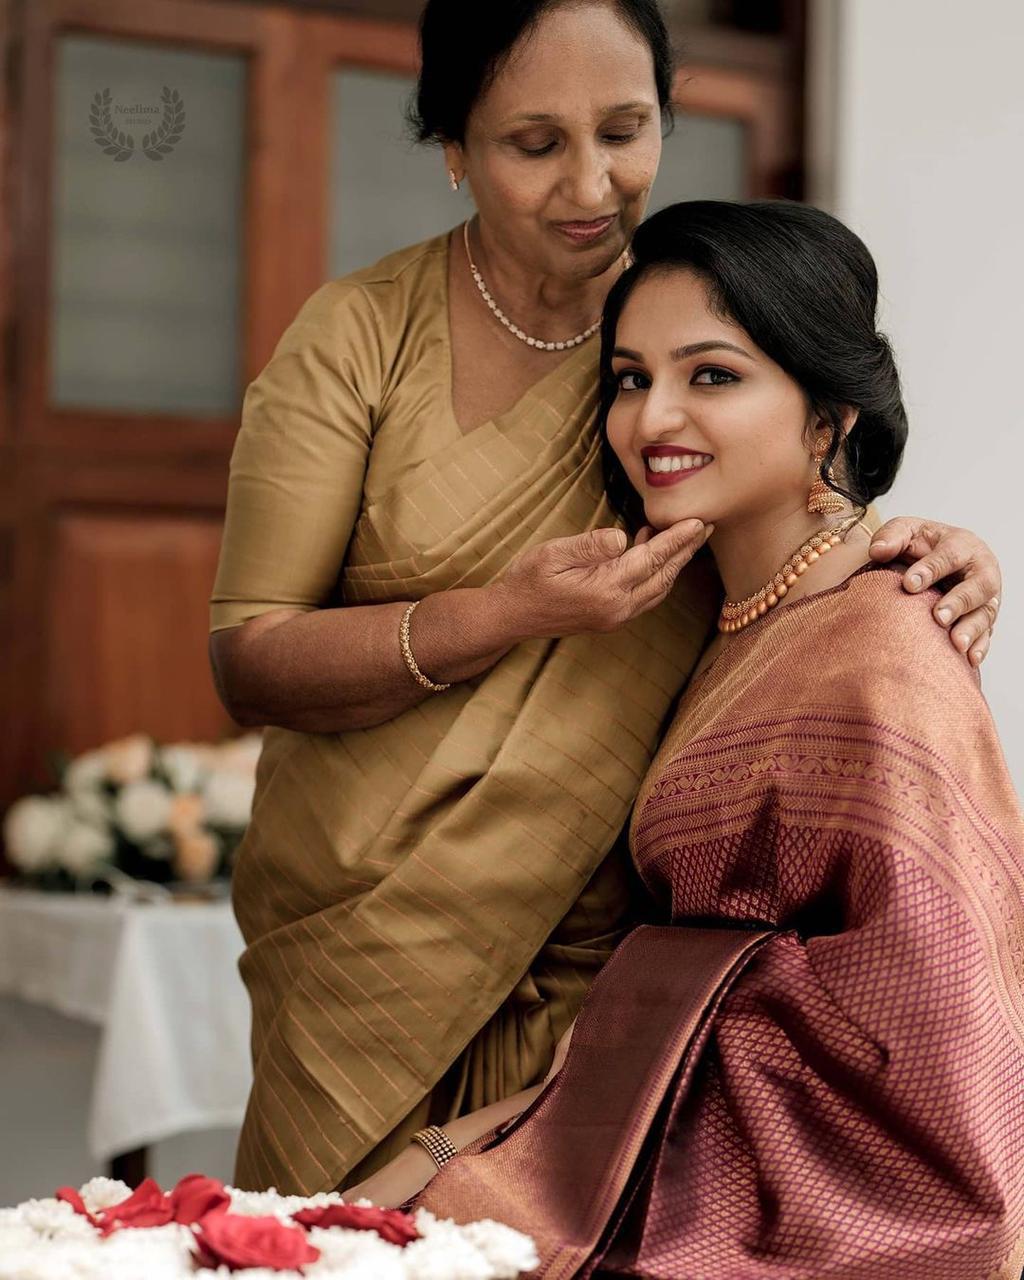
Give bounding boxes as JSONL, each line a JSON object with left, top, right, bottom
{"left": 399, "top": 601, "right": 451, "bottom": 693}
{"left": 410, "top": 1124, "right": 459, "bottom": 1170}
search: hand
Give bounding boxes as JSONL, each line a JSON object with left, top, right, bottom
{"left": 342, "top": 1143, "right": 438, "bottom": 1210}
{"left": 869, "top": 518, "right": 1001, "bottom": 667}
{"left": 495, "top": 519, "right": 711, "bottom": 641}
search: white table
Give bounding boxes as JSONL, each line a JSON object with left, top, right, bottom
{"left": 0, "top": 886, "right": 251, "bottom": 1169}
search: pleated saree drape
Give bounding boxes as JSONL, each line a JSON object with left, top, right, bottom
{"left": 211, "top": 234, "right": 719, "bottom": 1194}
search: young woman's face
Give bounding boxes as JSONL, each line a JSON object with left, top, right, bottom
{"left": 605, "top": 269, "right": 818, "bottom": 531}
{"left": 456, "top": 2, "right": 663, "bottom": 281}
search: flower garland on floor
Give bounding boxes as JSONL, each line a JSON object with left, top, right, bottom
{"left": 0, "top": 1175, "right": 538, "bottom": 1280}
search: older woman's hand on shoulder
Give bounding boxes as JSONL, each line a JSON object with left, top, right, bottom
{"left": 869, "top": 517, "right": 1001, "bottom": 666}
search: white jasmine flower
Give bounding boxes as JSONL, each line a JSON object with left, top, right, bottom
{"left": 114, "top": 780, "right": 172, "bottom": 842}
{"left": 0, "top": 1184, "right": 538, "bottom": 1280}
{"left": 2, "top": 795, "right": 71, "bottom": 872}
{"left": 78, "top": 1178, "right": 131, "bottom": 1213}
{"left": 201, "top": 770, "right": 256, "bottom": 829}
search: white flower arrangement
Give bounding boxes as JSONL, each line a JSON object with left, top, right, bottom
{"left": 1, "top": 733, "right": 262, "bottom": 891}
{"left": 0, "top": 1180, "right": 538, "bottom": 1280}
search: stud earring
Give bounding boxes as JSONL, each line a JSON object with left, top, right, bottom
{"left": 807, "top": 431, "right": 846, "bottom": 515}
{"left": 448, "top": 169, "right": 461, "bottom": 192}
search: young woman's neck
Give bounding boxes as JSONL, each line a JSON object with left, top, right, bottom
{"left": 710, "top": 501, "right": 871, "bottom": 614}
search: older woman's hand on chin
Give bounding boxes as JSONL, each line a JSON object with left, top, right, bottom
{"left": 495, "top": 518, "right": 712, "bottom": 641}
{"left": 869, "top": 517, "right": 1001, "bottom": 666}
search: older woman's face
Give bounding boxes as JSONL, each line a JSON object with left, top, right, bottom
{"left": 459, "top": 2, "right": 663, "bottom": 280}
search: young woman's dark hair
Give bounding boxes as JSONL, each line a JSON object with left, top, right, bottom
{"left": 597, "top": 199, "right": 908, "bottom": 530}
{"left": 410, "top": 0, "right": 675, "bottom": 145}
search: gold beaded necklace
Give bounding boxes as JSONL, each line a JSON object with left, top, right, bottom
{"left": 718, "top": 512, "right": 864, "bottom": 634}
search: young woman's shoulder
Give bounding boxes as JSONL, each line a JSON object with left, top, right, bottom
{"left": 809, "top": 562, "right": 988, "bottom": 742}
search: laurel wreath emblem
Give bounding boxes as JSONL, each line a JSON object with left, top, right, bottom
{"left": 89, "top": 86, "right": 186, "bottom": 163}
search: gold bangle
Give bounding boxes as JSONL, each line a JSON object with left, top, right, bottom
{"left": 410, "top": 1124, "right": 459, "bottom": 1170}
{"left": 399, "top": 601, "right": 451, "bottom": 693}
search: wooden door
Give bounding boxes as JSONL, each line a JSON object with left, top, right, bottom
{"left": 0, "top": 0, "right": 802, "bottom": 815}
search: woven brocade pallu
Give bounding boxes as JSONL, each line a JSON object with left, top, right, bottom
{"left": 214, "top": 236, "right": 719, "bottom": 1194}
{"left": 417, "top": 565, "right": 1024, "bottom": 1279}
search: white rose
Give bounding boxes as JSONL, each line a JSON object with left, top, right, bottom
{"left": 70, "top": 787, "right": 111, "bottom": 828}
{"left": 2, "top": 795, "right": 71, "bottom": 872}
{"left": 201, "top": 770, "right": 256, "bottom": 828}
{"left": 157, "top": 744, "right": 207, "bottom": 794}
{"left": 63, "top": 748, "right": 110, "bottom": 797}
{"left": 114, "top": 780, "right": 172, "bottom": 842}
{"left": 58, "top": 820, "right": 115, "bottom": 876}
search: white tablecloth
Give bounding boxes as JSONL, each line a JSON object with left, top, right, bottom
{"left": 0, "top": 887, "right": 251, "bottom": 1160}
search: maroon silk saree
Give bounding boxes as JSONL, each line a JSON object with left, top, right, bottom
{"left": 416, "top": 565, "right": 1024, "bottom": 1279}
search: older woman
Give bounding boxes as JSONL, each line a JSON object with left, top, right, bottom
{"left": 209, "top": 1, "right": 1002, "bottom": 1196}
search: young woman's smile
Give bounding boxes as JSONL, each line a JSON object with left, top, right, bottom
{"left": 606, "top": 270, "right": 815, "bottom": 534}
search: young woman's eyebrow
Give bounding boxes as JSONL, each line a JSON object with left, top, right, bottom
{"left": 611, "top": 340, "right": 754, "bottom": 363}
{"left": 672, "top": 340, "right": 755, "bottom": 361}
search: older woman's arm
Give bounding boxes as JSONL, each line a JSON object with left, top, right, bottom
{"left": 211, "top": 520, "right": 710, "bottom": 732}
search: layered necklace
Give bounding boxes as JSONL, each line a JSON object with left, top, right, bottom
{"left": 718, "top": 511, "right": 865, "bottom": 633}
{"left": 463, "top": 220, "right": 603, "bottom": 352}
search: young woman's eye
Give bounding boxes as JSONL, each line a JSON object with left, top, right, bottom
{"left": 616, "top": 370, "right": 650, "bottom": 392}
{"left": 692, "top": 366, "right": 738, "bottom": 386}
{"left": 603, "top": 131, "right": 639, "bottom": 145}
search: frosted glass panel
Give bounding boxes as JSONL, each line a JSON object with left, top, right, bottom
{"left": 331, "top": 68, "right": 462, "bottom": 277}
{"left": 50, "top": 36, "right": 245, "bottom": 416}
{"left": 647, "top": 114, "right": 747, "bottom": 212}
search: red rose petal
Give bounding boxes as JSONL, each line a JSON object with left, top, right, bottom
{"left": 194, "top": 1210, "right": 321, "bottom": 1271}
{"left": 56, "top": 1187, "right": 101, "bottom": 1228}
{"left": 293, "top": 1203, "right": 420, "bottom": 1247}
{"left": 96, "top": 1178, "right": 174, "bottom": 1235}
{"left": 170, "top": 1173, "right": 231, "bottom": 1225}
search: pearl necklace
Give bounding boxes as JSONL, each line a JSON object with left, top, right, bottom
{"left": 718, "top": 512, "right": 864, "bottom": 633}
{"left": 463, "top": 221, "right": 601, "bottom": 352}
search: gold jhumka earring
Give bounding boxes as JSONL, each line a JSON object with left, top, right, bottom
{"left": 807, "top": 431, "right": 846, "bottom": 516}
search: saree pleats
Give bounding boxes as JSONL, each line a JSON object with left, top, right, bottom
{"left": 229, "top": 333, "right": 718, "bottom": 1194}
{"left": 413, "top": 565, "right": 1024, "bottom": 1279}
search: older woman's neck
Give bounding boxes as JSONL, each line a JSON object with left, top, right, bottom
{"left": 709, "top": 502, "right": 869, "bottom": 613}
{"left": 472, "top": 216, "right": 624, "bottom": 333}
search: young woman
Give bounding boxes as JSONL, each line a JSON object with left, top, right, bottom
{"left": 210, "top": 0, "right": 1003, "bottom": 1195}
{"left": 351, "top": 202, "right": 1024, "bottom": 1279}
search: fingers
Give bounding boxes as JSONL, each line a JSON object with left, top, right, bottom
{"left": 869, "top": 516, "right": 936, "bottom": 562}
{"left": 946, "top": 598, "right": 998, "bottom": 662}
{"left": 633, "top": 525, "right": 655, "bottom": 547}
{"left": 557, "top": 527, "right": 628, "bottom": 566}
{"left": 900, "top": 527, "right": 1000, "bottom": 597}
{"left": 967, "top": 632, "right": 991, "bottom": 668}
{"left": 618, "top": 519, "right": 707, "bottom": 588}
{"left": 932, "top": 572, "right": 1001, "bottom": 625}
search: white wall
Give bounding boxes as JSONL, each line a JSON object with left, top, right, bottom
{"left": 810, "top": 0, "right": 1024, "bottom": 792}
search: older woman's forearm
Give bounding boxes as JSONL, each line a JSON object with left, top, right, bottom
{"left": 210, "top": 584, "right": 523, "bottom": 733}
